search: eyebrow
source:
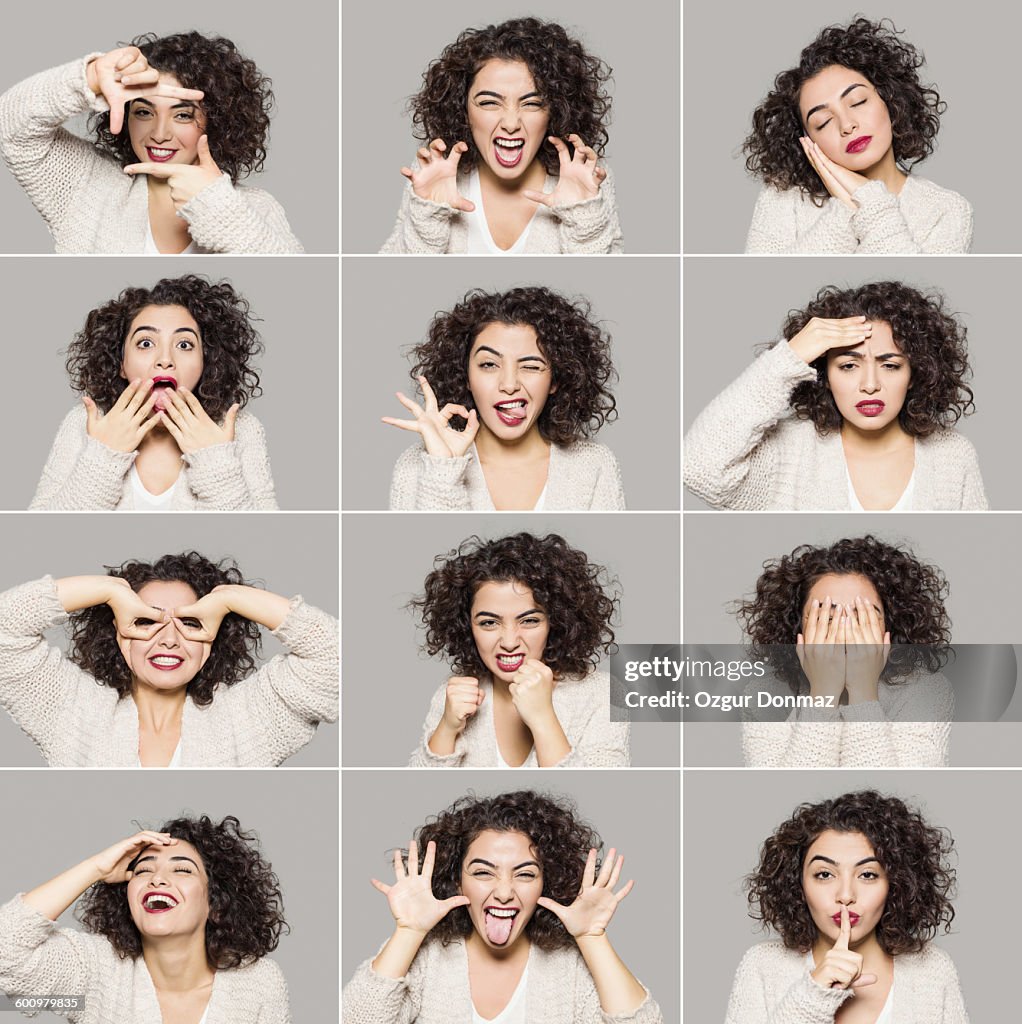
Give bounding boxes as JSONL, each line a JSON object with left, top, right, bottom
{"left": 466, "top": 858, "right": 541, "bottom": 870}
{"left": 473, "top": 608, "right": 544, "bottom": 619}
{"left": 129, "top": 325, "right": 200, "bottom": 339}
{"left": 472, "top": 90, "right": 541, "bottom": 101}
{"left": 805, "top": 82, "right": 868, "bottom": 121}
{"left": 131, "top": 98, "right": 199, "bottom": 110}
{"left": 832, "top": 350, "right": 905, "bottom": 361}
{"left": 132, "top": 854, "right": 201, "bottom": 869}
{"left": 808, "top": 855, "right": 881, "bottom": 867}
{"left": 472, "top": 345, "right": 547, "bottom": 363}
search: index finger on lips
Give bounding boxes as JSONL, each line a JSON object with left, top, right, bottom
{"left": 835, "top": 905, "right": 851, "bottom": 949}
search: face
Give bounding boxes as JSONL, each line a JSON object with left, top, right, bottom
{"left": 467, "top": 59, "right": 550, "bottom": 181}
{"left": 802, "top": 574, "right": 885, "bottom": 638}
{"left": 799, "top": 65, "right": 894, "bottom": 171}
{"left": 127, "top": 839, "right": 210, "bottom": 941}
{"left": 802, "top": 830, "right": 889, "bottom": 948}
{"left": 127, "top": 73, "right": 206, "bottom": 167}
{"left": 470, "top": 580, "right": 550, "bottom": 683}
{"left": 467, "top": 323, "right": 554, "bottom": 444}
{"left": 825, "top": 322, "right": 911, "bottom": 431}
{"left": 460, "top": 830, "right": 543, "bottom": 952}
{"left": 117, "top": 581, "right": 211, "bottom": 691}
{"left": 120, "top": 305, "right": 204, "bottom": 413}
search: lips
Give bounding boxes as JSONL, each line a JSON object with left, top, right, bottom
{"left": 832, "top": 911, "right": 860, "bottom": 926}
{"left": 495, "top": 653, "right": 526, "bottom": 673}
{"left": 151, "top": 376, "right": 177, "bottom": 412}
{"left": 845, "top": 136, "right": 872, "bottom": 154}
{"left": 146, "top": 147, "right": 178, "bottom": 163}
{"left": 855, "top": 400, "right": 885, "bottom": 417}
{"left": 483, "top": 906, "right": 519, "bottom": 945}
{"left": 494, "top": 399, "right": 527, "bottom": 427}
{"left": 148, "top": 654, "right": 185, "bottom": 671}
{"left": 142, "top": 892, "right": 179, "bottom": 913}
{"left": 493, "top": 137, "right": 526, "bottom": 168}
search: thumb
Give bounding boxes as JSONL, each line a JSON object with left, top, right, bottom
{"left": 851, "top": 973, "right": 878, "bottom": 989}
{"left": 522, "top": 189, "right": 553, "bottom": 208}
{"left": 82, "top": 395, "right": 100, "bottom": 428}
{"left": 224, "top": 403, "right": 240, "bottom": 437}
{"left": 441, "top": 894, "right": 470, "bottom": 911}
{"left": 198, "top": 135, "right": 218, "bottom": 169}
{"left": 536, "top": 897, "right": 565, "bottom": 919}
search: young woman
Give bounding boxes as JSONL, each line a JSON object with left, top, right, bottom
{"left": 726, "top": 790, "right": 969, "bottom": 1023}
{"left": 344, "top": 791, "right": 661, "bottom": 1023}
{"left": 0, "top": 815, "right": 290, "bottom": 1023}
{"left": 734, "top": 535, "right": 953, "bottom": 768}
{"left": 381, "top": 17, "right": 622, "bottom": 253}
{"left": 684, "top": 281, "right": 986, "bottom": 510}
{"left": 0, "top": 551, "right": 338, "bottom": 766}
{"left": 0, "top": 32, "right": 302, "bottom": 253}
{"left": 32, "top": 275, "right": 278, "bottom": 510}
{"left": 743, "top": 19, "right": 971, "bottom": 253}
{"left": 385, "top": 287, "right": 624, "bottom": 510}
{"left": 408, "top": 533, "right": 628, "bottom": 767}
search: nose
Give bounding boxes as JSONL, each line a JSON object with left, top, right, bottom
{"left": 492, "top": 877, "right": 515, "bottom": 901}
{"left": 835, "top": 878, "right": 856, "bottom": 905}
{"left": 498, "top": 625, "right": 522, "bottom": 651}
{"left": 150, "top": 111, "right": 174, "bottom": 144}
{"left": 859, "top": 362, "right": 880, "bottom": 394}
{"left": 499, "top": 105, "right": 522, "bottom": 133}
{"left": 839, "top": 107, "right": 859, "bottom": 136}
{"left": 153, "top": 341, "right": 176, "bottom": 371}
{"left": 497, "top": 363, "right": 520, "bottom": 394}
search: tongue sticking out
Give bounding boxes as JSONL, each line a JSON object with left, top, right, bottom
{"left": 484, "top": 911, "right": 516, "bottom": 945}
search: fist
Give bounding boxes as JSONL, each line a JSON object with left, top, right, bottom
{"left": 508, "top": 659, "right": 556, "bottom": 727}
{"left": 442, "top": 676, "right": 484, "bottom": 732}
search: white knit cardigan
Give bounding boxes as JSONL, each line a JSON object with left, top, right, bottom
{"left": 744, "top": 177, "right": 972, "bottom": 253}
{"left": 725, "top": 941, "right": 969, "bottom": 1024}
{"left": 380, "top": 166, "right": 623, "bottom": 253}
{"left": 0, "top": 57, "right": 303, "bottom": 254}
{"left": 0, "top": 896, "right": 291, "bottom": 1024}
{"left": 408, "top": 670, "right": 630, "bottom": 767}
{"left": 0, "top": 577, "right": 338, "bottom": 767}
{"left": 343, "top": 938, "right": 662, "bottom": 1024}
{"left": 390, "top": 441, "right": 625, "bottom": 511}
{"left": 683, "top": 341, "right": 988, "bottom": 511}
{"left": 31, "top": 404, "right": 278, "bottom": 510}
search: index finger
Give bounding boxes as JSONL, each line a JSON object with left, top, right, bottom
{"left": 418, "top": 376, "right": 440, "bottom": 410}
{"left": 834, "top": 905, "right": 851, "bottom": 950}
{"left": 137, "top": 83, "right": 204, "bottom": 101}
{"left": 123, "top": 162, "right": 174, "bottom": 178}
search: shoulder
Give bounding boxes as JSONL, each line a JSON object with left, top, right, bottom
{"left": 232, "top": 181, "right": 287, "bottom": 213}
{"left": 734, "top": 940, "right": 802, "bottom": 973}
{"left": 555, "top": 439, "right": 618, "bottom": 467}
{"left": 904, "top": 177, "right": 972, "bottom": 213}
{"left": 751, "top": 184, "right": 809, "bottom": 214}
{"left": 217, "top": 956, "right": 289, "bottom": 999}
{"left": 897, "top": 943, "right": 960, "bottom": 977}
{"left": 917, "top": 429, "right": 978, "bottom": 458}
{"left": 56, "top": 403, "right": 88, "bottom": 433}
{"left": 233, "top": 409, "right": 267, "bottom": 438}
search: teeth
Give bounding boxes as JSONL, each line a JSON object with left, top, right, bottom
{"left": 149, "top": 148, "right": 174, "bottom": 157}
{"left": 486, "top": 908, "right": 518, "bottom": 917}
{"left": 496, "top": 401, "right": 526, "bottom": 410}
{"left": 145, "top": 894, "right": 176, "bottom": 908}
{"left": 495, "top": 139, "right": 525, "bottom": 149}
{"left": 151, "top": 656, "right": 183, "bottom": 666}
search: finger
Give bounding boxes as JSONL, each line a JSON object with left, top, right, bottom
{"left": 438, "top": 404, "right": 472, "bottom": 423}
{"left": 848, "top": 603, "right": 865, "bottom": 645}
{"left": 137, "top": 412, "right": 165, "bottom": 441}
{"left": 125, "top": 377, "right": 155, "bottom": 415}
{"left": 440, "top": 894, "right": 471, "bottom": 912}
{"left": 370, "top": 878, "right": 392, "bottom": 895}
{"left": 463, "top": 409, "right": 480, "bottom": 438}
{"left": 418, "top": 376, "right": 440, "bottom": 411}
{"left": 108, "top": 97, "right": 127, "bottom": 136}
{"left": 123, "top": 163, "right": 174, "bottom": 178}
{"left": 803, "top": 600, "right": 820, "bottom": 646}
{"left": 171, "top": 617, "right": 215, "bottom": 643}
{"left": 614, "top": 878, "right": 635, "bottom": 903}
{"left": 416, "top": 147, "right": 433, "bottom": 165}
{"left": 429, "top": 139, "right": 446, "bottom": 156}
{"left": 223, "top": 403, "right": 240, "bottom": 436}
{"left": 407, "top": 839, "right": 419, "bottom": 877}
{"left": 851, "top": 973, "right": 878, "bottom": 989}
{"left": 131, "top": 389, "right": 159, "bottom": 423}
{"left": 380, "top": 417, "right": 424, "bottom": 432}
{"left": 197, "top": 134, "right": 218, "bottom": 169}
{"left": 82, "top": 395, "right": 100, "bottom": 429}
{"left": 113, "top": 379, "right": 143, "bottom": 412}
{"left": 394, "top": 391, "right": 426, "bottom": 419}
{"left": 448, "top": 141, "right": 468, "bottom": 172}
{"left": 400, "top": 167, "right": 414, "bottom": 180}
{"left": 393, "top": 846, "right": 406, "bottom": 881}
{"left": 144, "top": 83, "right": 205, "bottom": 102}
{"left": 177, "top": 387, "right": 206, "bottom": 417}
{"left": 160, "top": 412, "right": 184, "bottom": 445}
{"left": 595, "top": 848, "right": 617, "bottom": 887}
{"left": 837, "top": 610, "right": 848, "bottom": 647}
{"left": 113, "top": 49, "right": 143, "bottom": 71}
{"left": 582, "top": 847, "right": 598, "bottom": 888}
{"left": 536, "top": 896, "right": 566, "bottom": 919}
{"left": 607, "top": 853, "right": 624, "bottom": 889}
{"left": 522, "top": 189, "right": 553, "bottom": 207}
{"left": 835, "top": 906, "right": 851, "bottom": 950}
{"left": 548, "top": 135, "right": 571, "bottom": 170}
{"left": 421, "top": 839, "right": 436, "bottom": 880}
{"left": 119, "top": 68, "right": 160, "bottom": 88}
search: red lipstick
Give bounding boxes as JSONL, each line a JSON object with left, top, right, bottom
{"left": 855, "top": 400, "right": 885, "bottom": 417}
{"left": 832, "top": 911, "right": 860, "bottom": 925}
{"left": 845, "top": 136, "right": 872, "bottom": 154}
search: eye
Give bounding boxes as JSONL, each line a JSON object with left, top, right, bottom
{"left": 523, "top": 100, "right": 543, "bottom": 109}
{"left": 520, "top": 363, "right": 545, "bottom": 373}
{"left": 521, "top": 616, "right": 543, "bottom": 626}
{"left": 476, "top": 618, "right": 498, "bottom": 629}
{"left": 812, "top": 869, "right": 834, "bottom": 880}
{"left": 177, "top": 617, "right": 202, "bottom": 629}
{"left": 134, "top": 617, "right": 157, "bottom": 627}
{"left": 476, "top": 360, "right": 499, "bottom": 370}
{"left": 515, "top": 871, "right": 538, "bottom": 880}
{"left": 859, "top": 870, "right": 881, "bottom": 880}
{"left": 837, "top": 362, "right": 857, "bottom": 372}
{"left": 813, "top": 117, "right": 833, "bottom": 132}
{"left": 131, "top": 107, "right": 153, "bottom": 120}
{"left": 173, "top": 866, "right": 194, "bottom": 874}
{"left": 851, "top": 99, "right": 867, "bottom": 108}
{"left": 133, "top": 864, "right": 153, "bottom": 874}
{"left": 135, "top": 338, "right": 155, "bottom": 349}
{"left": 882, "top": 362, "right": 903, "bottom": 371}
{"left": 174, "top": 111, "right": 196, "bottom": 122}
{"left": 478, "top": 100, "right": 499, "bottom": 108}
{"left": 471, "top": 869, "right": 495, "bottom": 878}
{"left": 175, "top": 339, "right": 196, "bottom": 351}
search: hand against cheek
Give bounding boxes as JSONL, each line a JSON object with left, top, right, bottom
{"left": 796, "top": 597, "right": 847, "bottom": 701}
{"left": 537, "top": 848, "right": 633, "bottom": 939}
{"left": 401, "top": 140, "right": 475, "bottom": 212}
{"left": 508, "top": 659, "right": 556, "bottom": 729}
{"left": 105, "top": 578, "right": 168, "bottom": 640}
{"left": 124, "top": 135, "right": 223, "bottom": 209}
{"left": 442, "top": 677, "right": 484, "bottom": 733}
{"left": 381, "top": 375, "right": 479, "bottom": 458}
{"left": 370, "top": 839, "right": 469, "bottom": 938}
{"left": 843, "top": 596, "right": 890, "bottom": 703}
{"left": 811, "top": 906, "right": 878, "bottom": 991}
{"left": 170, "top": 585, "right": 234, "bottom": 643}
{"left": 523, "top": 135, "right": 606, "bottom": 208}
{"left": 91, "top": 831, "right": 178, "bottom": 884}
{"left": 787, "top": 316, "right": 873, "bottom": 365}
{"left": 84, "top": 379, "right": 161, "bottom": 453}
{"left": 800, "top": 137, "right": 869, "bottom": 211}
{"left": 159, "top": 387, "right": 239, "bottom": 454}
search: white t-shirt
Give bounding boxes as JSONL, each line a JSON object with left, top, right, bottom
{"left": 846, "top": 464, "right": 916, "bottom": 511}
{"left": 143, "top": 217, "right": 197, "bottom": 255}
{"left": 464, "top": 170, "right": 537, "bottom": 254}
{"left": 136, "top": 739, "right": 182, "bottom": 769}
{"left": 472, "top": 959, "right": 529, "bottom": 1024}
{"left": 130, "top": 464, "right": 181, "bottom": 510}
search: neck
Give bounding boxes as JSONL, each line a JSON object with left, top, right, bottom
{"left": 840, "top": 419, "right": 912, "bottom": 454}
{"left": 474, "top": 424, "right": 550, "bottom": 463}
{"left": 477, "top": 157, "right": 547, "bottom": 197}
{"left": 466, "top": 928, "right": 531, "bottom": 966}
{"left": 862, "top": 147, "right": 907, "bottom": 194}
{"left": 132, "top": 682, "right": 188, "bottom": 731}
{"left": 143, "top": 934, "right": 215, "bottom": 993}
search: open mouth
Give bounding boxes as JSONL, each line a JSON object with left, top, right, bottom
{"left": 855, "top": 400, "right": 885, "bottom": 417}
{"left": 495, "top": 653, "right": 526, "bottom": 673}
{"left": 146, "top": 147, "right": 178, "bottom": 163}
{"left": 493, "top": 137, "right": 525, "bottom": 168}
{"left": 494, "top": 399, "right": 527, "bottom": 427}
{"left": 148, "top": 655, "right": 185, "bottom": 671}
{"left": 142, "top": 892, "right": 179, "bottom": 913}
{"left": 151, "top": 376, "right": 177, "bottom": 411}
{"left": 484, "top": 906, "right": 520, "bottom": 945}
{"left": 845, "top": 136, "right": 872, "bottom": 155}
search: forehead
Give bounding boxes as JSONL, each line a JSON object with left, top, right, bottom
{"left": 127, "top": 304, "right": 200, "bottom": 337}
{"left": 471, "top": 579, "right": 540, "bottom": 614}
{"left": 799, "top": 64, "right": 873, "bottom": 114}
{"left": 463, "top": 829, "right": 538, "bottom": 866}
{"left": 136, "top": 579, "right": 199, "bottom": 607}
{"left": 804, "top": 829, "right": 876, "bottom": 866}
{"left": 804, "top": 573, "right": 882, "bottom": 608}
{"left": 134, "top": 838, "right": 206, "bottom": 874}
{"left": 825, "top": 321, "right": 902, "bottom": 359}
{"left": 469, "top": 58, "right": 538, "bottom": 95}
{"left": 470, "top": 322, "right": 543, "bottom": 357}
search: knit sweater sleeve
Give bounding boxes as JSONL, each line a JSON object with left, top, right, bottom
{"left": 342, "top": 956, "right": 424, "bottom": 1024}
{"left": 684, "top": 342, "right": 816, "bottom": 509}
{"left": 182, "top": 411, "right": 279, "bottom": 510}
{"left": 408, "top": 681, "right": 466, "bottom": 767}
{"left": 571, "top": 952, "right": 662, "bottom": 1024}
{"left": 850, "top": 180, "right": 973, "bottom": 254}
{"left": 178, "top": 175, "right": 303, "bottom": 253}
{"left": 380, "top": 181, "right": 457, "bottom": 253}
{"left": 549, "top": 165, "right": 624, "bottom": 254}
{"left": 0, "top": 56, "right": 110, "bottom": 237}
{"left": 587, "top": 446, "right": 626, "bottom": 510}
{"left": 389, "top": 446, "right": 474, "bottom": 511}
{"left": 956, "top": 436, "right": 988, "bottom": 511}
{"left": 741, "top": 716, "right": 844, "bottom": 768}
{"left": 553, "top": 673, "right": 631, "bottom": 768}
{"left": 30, "top": 405, "right": 135, "bottom": 510}
{"left": 930, "top": 947, "right": 970, "bottom": 1024}
{"left": 744, "top": 186, "right": 850, "bottom": 254}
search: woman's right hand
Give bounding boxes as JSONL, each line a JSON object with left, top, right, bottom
{"left": 441, "top": 676, "right": 484, "bottom": 732}
{"left": 382, "top": 375, "right": 479, "bottom": 458}
{"left": 401, "top": 140, "right": 476, "bottom": 212}
{"left": 810, "top": 906, "right": 878, "bottom": 991}
{"left": 90, "top": 831, "right": 177, "bottom": 884}
{"left": 85, "top": 47, "right": 205, "bottom": 135}
{"left": 83, "top": 379, "right": 161, "bottom": 453}
{"left": 796, "top": 597, "right": 847, "bottom": 702}
{"left": 787, "top": 317, "right": 873, "bottom": 365}
{"left": 105, "top": 577, "right": 168, "bottom": 640}
{"left": 371, "top": 839, "right": 469, "bottom": 937}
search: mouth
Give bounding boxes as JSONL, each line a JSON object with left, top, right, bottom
{"left": 845, "top": 135, "right": 872, "bottom": 155}
{"left": 145, "top": 147, "right": 178, "bottom": 163}
{"left": 483, "top": 906, "right": 520, "bottom": 945}
{"left": 855, "top": 400, "right": 885, "bottom": 417}
{"left": 151, "top": 376, "right": 177, "bottom": 412}
{"left": 142, "top": 892, "right": 179, "bottom": 913}
{"left": 493, "top": 399, "right": 527, "bottom": 427}
{"left": 832, "top": 911, "right": 861, "bottom": 926}
{"left": 148, "top": 655, "right": 185, "bottom": 671}
{"left": 495, "top": 653, "right": 526, "bottom": 674}
{"left": 493, "top": 136, "right": 526, "bottom": 168}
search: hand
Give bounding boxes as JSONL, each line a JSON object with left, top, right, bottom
{"left": 169, "top": 585, "right": 234, "bottom": 643}
{"left": 796, "top": 597, "right": 847, "bottom": 702}
{"left": 124, "top": 135, "right": 223, "bottom": 209}
{"left": 84, "top": 379, "right": 161, "bottom": 453}
{"left": 843, "top": 596, "right": 891, "bottom": 703}
{"left": 86, "top": 47, "right": 204, "bottom": 135}
{"left": 90, "top": 831, "right": 177, "bottom": 884}
{"left": 508, "top": 659, "right": 556, "bottom": 729}
{"left": 538, "top": 847, "right": 633, "bottom": 938}
{"left": 441, "top": 677, "right": 484, "bottom": 733}
{"left": 105, "top": 577, "right": 168, "bottom": 640}
{"left": 800, "top": 137, "right": 870, "bottom": 212}
{"left": 371, "top": 839, "right": 469, "bottom": 937}
{"left": 159, "top": 387, "right": 239, "bottom": 454}
{"left": 523, "top": 135, "right": 606, "bottom": 208}
{"left": 811, "top": 906, "right": 878, "bottom": 991}
{"left": 787, "top": 316, "right": 873, "bottom": 365}
{"left": 401, "top": 140, "right": 475, "bottom": 212}
{"left": 381, "top": 376, "right": 479, "bottom": 458}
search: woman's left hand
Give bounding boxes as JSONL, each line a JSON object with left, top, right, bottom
{"left": 523, "top": 135, "right": 606, "bottom": 208}
{"left": 170, "top": 585, "right": 234, "bottom": 643}
{"left": 508, "top": 659, "right": 556, "bottom": 728}
{"left": 160, "top": 387, "right": 239, "bottom": 454}
{"left": 799, "top": 137, "right": 870, "bottom": 211}
{"left": 538, "top": 847, "right": 633, "bottom": 938}
{"left": 123, "top": 135, "right": 223, "bottom": 209}
{"left": 843, "top": 596, "right": 890, "bottom": 703}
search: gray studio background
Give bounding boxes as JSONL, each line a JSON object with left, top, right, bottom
{"left": 342, "top": 257, "right": 680, "bottom": 511}
{"left": 342, "top": 770, "right": 679, "bottom": 1021}
{"left": 0, "top": 0, "right": 336, "bottom": 253}
{"left": 0, "top": 513, "right": 337, "bottom": 767}
{"left": 342, "top": 0, "right": 679, "bottom": 253}
{"left": 684, "top": 769, "right": 1017, "bottom": 1021}
{"left": 0, "top": 257, "right": 337, "bottom": 510}
{"left": 682, "top": 258, "right": 1022, "bottom": 510}
{"left": 0, "top": 770, "right": 337, "bottom": 1021}
{"left": 683, "top": 0, "right": 1020, "bottom": 252}
{"left": 341, "top": 513, "right": 680, "bottom": 767}
{"left": 682, "top": 513, "right": 1022, "bottom": 766}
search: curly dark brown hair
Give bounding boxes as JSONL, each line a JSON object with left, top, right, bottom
{"left": 745, "top": 790, "right": 956, "bottom": 954}
{"left": 68, "top": 552, "right": 262, "bottom": 707}
{"left": 779, "top": 281, "right": 974, "bottom": 436}
{"left": 734, "top": 535, "right": 951, "bottom": 689}
{"left": 64, "top": 275, "right": 263, "bottom": 424}
{"left": 400, "top": 790, "right": 600, "bottom": 950}
{"left": 410, "top": 287, "right": 617, "bottom": 446}
{"left": 410, "top": 17, "right": 612, "bottom": 174}
{"left": 89, "top": 32, "right": 273, "bottom": 182}
{"left": 78, "top": 814, "right": 288, "bottom": 967}
{"left": 411, "top": 533, "right": 618, "bottom": 678}
{"left": 743, "top": 18, "right": 945, "bottom": 203}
